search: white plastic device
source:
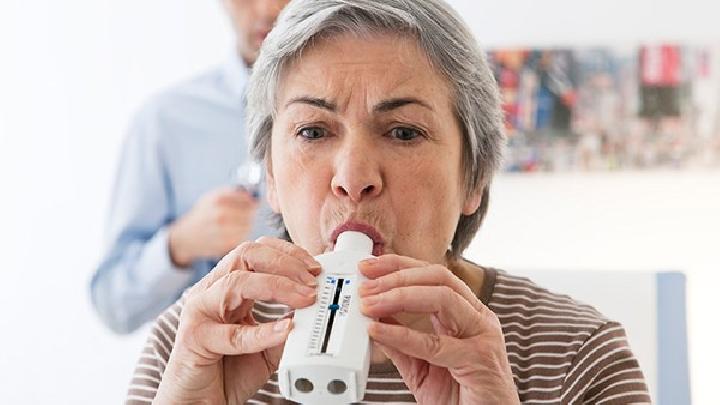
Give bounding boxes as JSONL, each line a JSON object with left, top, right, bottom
{"left": 278, "top": 231, "right": 374, "bottom": 404}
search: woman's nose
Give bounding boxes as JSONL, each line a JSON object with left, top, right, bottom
{"left": 330, "top": 140, "right": 382, "bottom": 203}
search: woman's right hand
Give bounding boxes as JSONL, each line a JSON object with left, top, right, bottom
{"left": 154, "top": 237, "right": 320, "bottom": 404}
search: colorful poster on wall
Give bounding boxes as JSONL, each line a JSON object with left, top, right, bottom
{"left": 488, "top": 44, "right": 720, "bottom": 172}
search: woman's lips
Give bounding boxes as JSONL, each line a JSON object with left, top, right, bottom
{"left": 371, "top": 244, "right": 384, "bottom": 257}
{"left": 330, "top": 221, "right": 385, "bottom": 256}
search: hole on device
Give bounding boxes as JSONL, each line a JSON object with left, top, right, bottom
{"left": 294, "top": 378, "right": 314, "bottom": 393}
{"left": 327, "top": 379, "right": 347, "bottom": 394}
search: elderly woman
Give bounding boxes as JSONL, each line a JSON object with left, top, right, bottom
{"left": 127, "top": 0, "right": 650, "bottom": 403}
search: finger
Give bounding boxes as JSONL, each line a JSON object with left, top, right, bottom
{"left": 238, "top": 242, "right": 319, "bottom": 286}
{"left": 191, "top": 247, "right": 244, "bottom": 292}
{"left": 255, "top": 236, "right": 321, "bottom": 275}
{"left": 362, "top": 286, "right": 484, "bottom": 338}
{"left": 203, "top": 271, "right": 316, "bottom": 318}
{"left": 368, "top": 321, "right": 467, "bottom": 369}
{"left": 220, "top": 224, "right": 257, "bottom": 246}
{"left": 358, "top": 254, "right": 428, "bottom": 279}
{"left": 360, "top": 264, "right": 480, "bottom": 309}
{"left": 216, "top": 187, "right": 259, "bottom": 206}
{"left": 233, "top": 187, "right": 260, "bottom": 202}
{"left": 216, "top": 210, "right": 257, "bottom": 227}
{"left": 196, "top": 241, "right": 317, "bottom": 289}
{"left": 198, "top": 318, "right": 293, "bottom": 356}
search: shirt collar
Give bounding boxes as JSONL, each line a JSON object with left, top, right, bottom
{"left": 223, "top": 52, "right": 250, "bottom": 100}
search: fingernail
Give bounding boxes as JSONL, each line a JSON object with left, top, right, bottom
{"left": 305, "top": 258, "right": 322, "bottom": 269}
{"left": 359, "top": 257, "right": 379, "bottom": 267}
{"left": 301, "top": 273, "right": 318, "bottom": 287}
{"left": 274, "top": 318, "right": 291, "bottom": 332}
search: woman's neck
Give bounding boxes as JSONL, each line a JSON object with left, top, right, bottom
{"left": 447, "top": 256, "right": 485, "bottom": 297}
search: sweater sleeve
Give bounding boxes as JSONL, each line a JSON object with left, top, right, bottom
{"left": 561, "top": 321, "right": 652, "bottom": 404}
{"left": 125, "top": 298, "right": 184, "bottom": 404}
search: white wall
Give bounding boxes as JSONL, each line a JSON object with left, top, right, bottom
{"left": 0, "top": 1, "right": 233, "bottom": 403}
{"left": 0, "top": 0, "right": 718, "bottom": 403}
{"left": 453, "top": 0, "right": 720, "bottom": 47}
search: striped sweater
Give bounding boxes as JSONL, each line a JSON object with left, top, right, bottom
{"left": 127, "top": 267, "right": 651, "bottom": 404}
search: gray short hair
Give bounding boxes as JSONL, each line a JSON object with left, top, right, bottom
{"left": 247, "top": 0, "right": 505, "bottom": 256}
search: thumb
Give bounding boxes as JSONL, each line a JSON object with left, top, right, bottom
{"left": 374, "top": 316, "right": 428, "bottom": 391}
{"left": 262, "top": 312, "right": 295, "bottom": 370}
{"left": 375, "top": 342, "right": 426, "bottom": 392}
{"left": 264, "top": 344, "right": 285, "bottom": 372}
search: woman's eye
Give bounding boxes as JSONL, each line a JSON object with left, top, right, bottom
{"left": 390, "top": 127, "right": 422, "bottom": 141}
{"left": 298, "top": 127, "right": 326, "bottom": 140}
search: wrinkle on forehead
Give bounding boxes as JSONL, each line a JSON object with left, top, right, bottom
{"left": 276, "top": 32, "right": 453, "bottom": 116}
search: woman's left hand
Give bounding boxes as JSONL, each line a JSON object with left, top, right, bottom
{"left": 359, "top": 254, "right": 519, "bottom": 405}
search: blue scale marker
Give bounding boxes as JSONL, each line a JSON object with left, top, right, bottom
{"left": 328, "top": 304, "right": 340, "bottom": 311}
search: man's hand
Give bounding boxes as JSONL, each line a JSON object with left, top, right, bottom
{"left": 155, "top": 237, "right": 320, "bottom": 404}
{"left": 359, "top": 255, "right": 519, "bottom": 405}
{"left": 169, "top": 187, "right": 258, "bottom": 267}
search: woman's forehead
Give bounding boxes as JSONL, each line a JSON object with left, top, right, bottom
{"left": 276, "top": 33, "right": 453, "bottom": 114}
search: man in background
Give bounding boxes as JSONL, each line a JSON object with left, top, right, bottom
{"left": 90, "top": 0, "right": 290, "bottom": 334}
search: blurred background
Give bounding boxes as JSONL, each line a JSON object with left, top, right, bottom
{"left": 0, "top": 0, "right": 718, "bottom": 403}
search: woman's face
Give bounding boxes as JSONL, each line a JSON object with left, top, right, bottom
{"left": 267, "top": 33, "right": 482, "bottom": 264}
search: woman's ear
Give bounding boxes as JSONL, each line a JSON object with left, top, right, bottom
{"left": 265, "top": 158, "right": 281, "bottom": 214}
{"left": 461, "top": 186, "right": 484, "bottom": 216}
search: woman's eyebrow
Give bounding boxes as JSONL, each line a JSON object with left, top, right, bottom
{"left": 283, "top": 96, "right": 433, "bottom": 114}
{"left": 374, "top": 97, "right": 434, "bottom": 113}
{"left": 285, "top": 96, "right": 337, "bottom": 111}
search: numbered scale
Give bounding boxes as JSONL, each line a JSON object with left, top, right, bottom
{"left": 308, "top": 275, "right": 356, "bottom": 356}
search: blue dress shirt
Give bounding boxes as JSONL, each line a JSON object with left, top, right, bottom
{"left": 90, "top": 57, "right": 279, "bottom": 334}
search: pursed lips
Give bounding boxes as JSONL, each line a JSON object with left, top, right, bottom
{"left": 330, "top": 220, "right": 386, "bottom": 256}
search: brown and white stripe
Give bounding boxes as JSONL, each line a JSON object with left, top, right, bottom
{"left": 126, "top": 266, "right": 651, "bottom": 404}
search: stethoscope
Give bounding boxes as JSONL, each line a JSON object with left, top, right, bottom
{"left": 231, "top": 161, "right": 263, "bottom": 199}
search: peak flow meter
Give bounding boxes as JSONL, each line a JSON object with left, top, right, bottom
{"left": 278, "top": 231, "right": 374, "bottom": 404}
